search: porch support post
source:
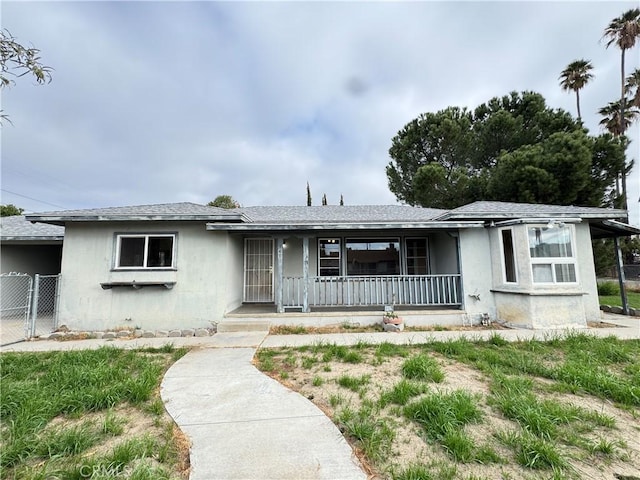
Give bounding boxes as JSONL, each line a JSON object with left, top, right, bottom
{"left": 276, "top": 237, "right": 284, "bottom": 313}
{"left": 302, "top": 236, "right": 310, "bottom": 313}
{"left": 613, "top": 236, "right": 629, "bottom": 315}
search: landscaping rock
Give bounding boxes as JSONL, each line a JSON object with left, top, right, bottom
{"left": 168, "top": 330, "right": 182, "bottom": 337}
{"left": 103, "top": 332, "right": 116, "bottom": 339}
{"left": 116, "top": 331, "right": 130, "bottom": 338}
{"left": 194, "top": 328, "right": 209, "bottom": 337}
{"left": 181, "top": 329, "right": 195, "bottom": 337}
{"left": 383, "top": 322, "right": 404, "bottom": 332}
{"left": 94, "top": 331, "right": 104, "bottom": 339}
{"left": 610, "top": 306, "right": 624, "bottom": 315}
{"left": 156, "top": 330, "right": 168, "bottom": 337}
{"left": 142, "top": 330, "right": 155, "bottom": 338}
{"left": 133, "top": 329, "right": 144, "bottom": 338}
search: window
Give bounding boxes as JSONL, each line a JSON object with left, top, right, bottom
{"left": 116, "top": 234, "right": 175, "bottom": 269}
{"left": 527, "top": 225, "right": 576, "bottom": 283}
{"left": 405, "top": 238, "right": 429, "bottom": 275}
{"left": 346, "top": 239, "right": 400, "bottom": 276}
{"left": 501, "top": 229, "right": 517, "bottom": 283}
{"left": 318, "top": 238, "right": 341, "bottom": 276}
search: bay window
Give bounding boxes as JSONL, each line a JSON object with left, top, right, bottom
{"left": 528, "top": 225, "right": 576, "bottom": 283}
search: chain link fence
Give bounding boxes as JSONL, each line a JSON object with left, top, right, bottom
{"left": 1, "top": 273, "right": 60, "bottom": 346}
{"left": 0, "top": 273, "right": 33, "bottom": 345}
{"left": 30, "top": 275, "right": 60, "bottom": 339}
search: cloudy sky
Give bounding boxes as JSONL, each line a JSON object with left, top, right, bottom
{"left": 2, "top": 1, "right": 639, "bottom": 225}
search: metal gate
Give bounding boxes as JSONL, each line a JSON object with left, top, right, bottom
{"left": 0, "top": 273, "right": 60, "bottom": 346}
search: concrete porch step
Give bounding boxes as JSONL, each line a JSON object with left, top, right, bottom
{"left": 217, "top": 320, "right": 271, "bottom": 333}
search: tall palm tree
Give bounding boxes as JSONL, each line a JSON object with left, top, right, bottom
{"left": 603, "top": 8, "right": 640, "bottom": 132}
{"left": 559, "top": 59, "right": 594, "bottom": 121}
{"left": 602, "top": 8, "right": 640, "bottom": 211}
{"left": 625, "top": 68, "right": 640, "bottom": 108}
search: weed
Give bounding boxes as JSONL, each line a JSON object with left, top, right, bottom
{"left": 337, "top": 374, "right": 370, "bottom": 392}
{"left": 401, "top": 354, "right": 444, "bottom": 382}
{"left": 312, "top": 375, "right": 324, "bottom": 386}
{"left": 36, "top": 423, "right": 100, "bottom": 457}
{"left": 441, "top": 427, "right": 475, "bottom": 462}
{"left": 329, "top": 393, "right": 345, "bottom": 408}
{"left": 380, "top": 380, "right": 429, "bottom": 407}
{"left": 404, "top": 390, "right": 482, "bottom": 440}
{"left": 301, "top": 356, "right": 317, "bottom": 369}
{"left": 102, "top": 411, "right": 125, "bottom": 436}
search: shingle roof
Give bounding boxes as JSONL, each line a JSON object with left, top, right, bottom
{"left": 238, "top": 205, "right": 447, "bottom": 224}
{"left": 437, "top": 201, "right": 628, "bottom": 220}
{"left": 0, "top": 215, "right": 64, "bottom": 241}
{"left": 25, "top": 202, "right": 234, "bottom": 225}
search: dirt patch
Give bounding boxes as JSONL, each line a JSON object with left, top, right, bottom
{"left": 262, "top": 346, "right": 640, "bottom": 480}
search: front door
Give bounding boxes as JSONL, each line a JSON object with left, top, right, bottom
{"left": 243, "top": 238, "right": 274, "bottom": 302}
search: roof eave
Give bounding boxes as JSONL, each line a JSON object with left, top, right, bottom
{"left": 206, "top": 221, "right": 485, "bottom": 231}
{"left": 25, "top": 214, "right": 236, "bottom": 224}
{"left": 0, "top": 236, "right": 64, "bottom": 242}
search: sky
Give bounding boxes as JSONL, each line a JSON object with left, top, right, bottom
{"left": 1, "top": 1, "right": 639, "bottom": 225}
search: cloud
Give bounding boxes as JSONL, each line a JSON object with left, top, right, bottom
{"left": 1, "top": 1, "right": 638, "bottom": 224}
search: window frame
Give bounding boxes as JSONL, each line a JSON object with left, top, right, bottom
{"left": 345, "top": 237, "right": 401, "bottom": 276}
{"left": 527, "top": 224, "right": 577, "bottom": 285}
{"left": 318, "top": 238, "right": 342, "bottom": 277}
{"left": 499, "top": 228, "right": 518, "bottom": 284}
{"left": 114, "top": 233, "right": 177, "bottom": 270}
{"left": 404, "top": 237, "right": 430, "bottom": 276}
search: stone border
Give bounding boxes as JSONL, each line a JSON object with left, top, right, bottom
{"left": 38, "top": 327, "right": 216, "bottom": 341}
{"left": 600, "top": 305, "right": 640, "bottom": 316}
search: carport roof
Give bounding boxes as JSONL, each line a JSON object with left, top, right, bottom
{"left": 0, "top": 215, "right": 64, "bottom": 241}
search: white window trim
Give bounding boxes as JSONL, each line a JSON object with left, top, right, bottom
{"left": 115, "top": 233, "right": 176, "bottom": 270}
{"left": 499, "top": 228, "right": 518, "bottom": 284}
{"left": 527, "top": 225, "right": 578, "bottom": 285}
{"left": 318, "top": 238, "right": 341, "bottom": 276}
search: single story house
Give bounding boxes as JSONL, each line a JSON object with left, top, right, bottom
{"left": 0, "top": 215, "right": 64, "bottom": 276}
{"left": 23, "top": 201, "right": 639, "bottom": 332}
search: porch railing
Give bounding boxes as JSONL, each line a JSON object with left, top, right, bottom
{"left": 282, "top": 275, "right": 462, "bottom": 309}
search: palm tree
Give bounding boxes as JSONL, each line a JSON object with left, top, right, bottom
{"left": 599, "top": 100, "right": 639, "bottom": 136}
{"left": 559, "top": 59, "right": 594, "bottom": 121}
{"left": 603, "top": 8, "right": 640, "bottom": 134}
{"left": 602, "top": 8, "right": 640, "bottom": 212}
{"left": 625, "top": 68, "right": 640, "bottom": 108}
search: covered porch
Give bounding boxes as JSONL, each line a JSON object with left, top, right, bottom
{"left": 244, "top": 232, "right": 465, "bottom": 313}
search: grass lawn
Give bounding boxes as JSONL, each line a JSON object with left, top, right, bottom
{"left": 0, "top": 345, "right": 190, "bottom": 480}
{"left": 256, "top": 333, "right": 640, "bottom": 480}
{"left": 600, "top": 291, "right": 640, "bottom": 309}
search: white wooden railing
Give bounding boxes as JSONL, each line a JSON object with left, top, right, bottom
{"left": 282, "top": 275, "right": 462, "bottom": 308}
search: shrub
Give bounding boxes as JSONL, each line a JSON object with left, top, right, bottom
{"left": 597, "top": 281, "right": 619, "bottom": 296}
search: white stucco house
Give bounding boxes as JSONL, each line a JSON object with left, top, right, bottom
{"left": 20, "top": 200, "right": 638, "bottom": 332}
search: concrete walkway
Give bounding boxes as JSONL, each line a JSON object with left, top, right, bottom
{"left": 161, "top": 347, "right": 367, "bottom": 480}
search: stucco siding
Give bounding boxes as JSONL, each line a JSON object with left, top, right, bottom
{"left": 57, "top": 222, "right": 231, "bottom": 331}
{"left": 458, "top": 228, "right": 495, "bottom": 320}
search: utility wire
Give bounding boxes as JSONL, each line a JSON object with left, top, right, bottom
{"left": 0, "top": 189, "right": 66, "bottom": 209}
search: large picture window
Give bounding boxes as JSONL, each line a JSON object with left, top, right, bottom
{"left": 116, "top": 234, "right": 175, "bottom": 269}
{"left": 346, "top": 239, "right": 400, "bottom": 276}
{"left": 528, "top": 225, "right": 576, "bottom": 283}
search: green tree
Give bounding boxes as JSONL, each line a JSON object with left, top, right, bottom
{"left": 321, "top": 193, "right": 327, "bottom": 206}
{"left": 0, "top": 204, "right": 24, "bottom": 216}
{"left": 1, "top": 29, "right": 52, "bottom": 123}
{"left": 207, "top": 195, "right": 240, "bottom": 209}
{"left": 306, "top": 182, "right": 312, "bottom": 206}
{"left": 559, "top": 59, "right": 594, "bottom": 121}
{"left": 387, "top": 91, "right": 616, "bottom": 208}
